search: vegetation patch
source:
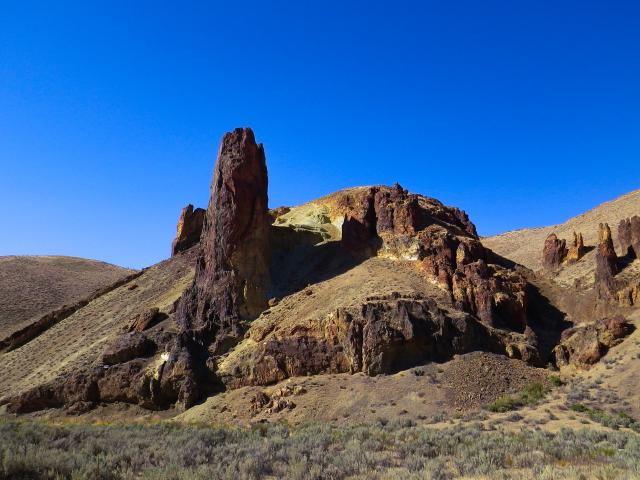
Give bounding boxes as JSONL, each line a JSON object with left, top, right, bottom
{"left": 1, "top": 417, "right": 640, "bottom": 479}
{"left": 488, "top": 382, "right": 547, "bottom": 412}
{"left": 570, "top": 403, "right": 640, "bottom": 433}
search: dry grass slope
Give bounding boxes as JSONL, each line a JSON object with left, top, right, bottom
{"left": 0, "top": 252, "right": 196, "bottom": 403}
{"left": 483, "top": 188, "right": 640, "bottom": 272}
{"left": 0, "top": 256, "right": 134, "bottom": 339}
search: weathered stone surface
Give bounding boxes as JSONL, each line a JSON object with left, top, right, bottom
{"left": 338, "top": 184, "right": 527, "bottom": 331}
{"left": 618, "top": 216, "right": 640, "bottom": 259}
{"left": 596, "top": 223, "right": 619, "bottom": 299}
{"left": 177, "top": 128, "right": 270, "bottom": 346}
{"left": 565, "top": 232, "right": 587, "bottom": 264}
{"left": 220, "top": 294, "right": 537, "bottom": 389}
{"left": 554, "top": 315, "right": 633, "bottom": 368}
{"left": 6, "top": 371, "right": 100, "bottom": 414}
{"left": 542, "top": 233, "right": 567, "bottom": 270}
{"left": 128, "top": 307, "right": 161, "bottom": 332}
{"left": 102, "top": 332, "right": 156, "bottom": 365}
{"left": 171, "top": 204, "right": 205, "bottom": 256}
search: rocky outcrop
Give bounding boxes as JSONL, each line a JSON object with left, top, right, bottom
{"left": 220, "top": 293, "right": 538, "bottom": 389}
{"left": 176, "top": 128, "right": 270, "bottom": 346}
{"left": 542, "top": 231, "right": 586, "bottom": 269}
{"left": 171, "top": 205, "right": 205, "bottom": 256}
{"left": 554, "top": 316, "right": 633, "bottom": 368}
{"left": 339, "top": 184, "right": 527, "bottom": 331}
{"left": 566, "top": 232, "right": 587, "bottom": 264}
{"left": 618, "top": 216, "right": 640, "bottom": 259}
{"left": 128, "top": 307, "right": 162, "bottom": 332}
{"left": 102, "top": 332, "right": 156, "bottom": 365}
{"left": 542, "top": 233, "right": 567, "bottom": 269}
{"left": 596, "top": 223, "right": 619, "bottom": 299}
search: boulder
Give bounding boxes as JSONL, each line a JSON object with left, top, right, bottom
{"left": 554, "top": 315, "right": 633, "bottom": 368}
{"left": 171, "top": 204, "right": 205, "bottom": 256}
{"left": 6, "top": 371, "right": 100, "bottom": 414}
{"left": 128, "top": 307, "right": 161, "bottom": 332}
{"left": 102, "top": 332, "right": 156, "bottom": 365}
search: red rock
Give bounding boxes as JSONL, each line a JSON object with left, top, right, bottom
{"left": 595, "top": 223, "right": 619, "bottom": 299}
{"left": 618, "top": 216, "right": 640, "bottom": 259}
{"left": 128, "top": 307, "right": 161, "bottom": 332}
{"left": 542, "top": 233, "right": 567, "bottom": 269}
{"left": 171, "top": 204, "right": 205, "bottom": 256}
{"left": 565, "top": 232, "right": 587, "bottom": 264}
{"left": 177, "top": 128, "right": 270, "bottom": 342}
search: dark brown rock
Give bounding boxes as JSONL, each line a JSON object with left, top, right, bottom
{"left": 128, "top": 307, "right": 161, "bottom": 332}
{"left": 6, "top": 371, "right": 99, "bottom": 414}
{"left": 542, "top": 233, "right": 567, "bottom": 269}
{"left": 596, "top": 223, "right": 619, "bottom": 299}
{"left": 554, "top": 315, "right": 633, "bottom": 368}
{"left": 220, "top": 294, "right": 537, "bottom": 389}
{"left": 177, "top": 127, "right": 270, "bottom": 345}
{"left": 338, "top": 185, "right": 527, "bottom": 331}
{"left": 171, "top": 205, "right": 205, "bottom": 256}
{"left": 618, "top": 216, "right": 640, "bottom": 259}
{"left": 102, "top": 332, "right": 156, "bottom": 365}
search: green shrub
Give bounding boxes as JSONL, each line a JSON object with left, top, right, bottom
{"left": 549, "top": 375, "right": 563, "bottom": 386}
{"left": 569, "top": 403, "right": 640, "bottom": 433}
{"left": 488, "top": 382, "right": 547, "bottom": 412}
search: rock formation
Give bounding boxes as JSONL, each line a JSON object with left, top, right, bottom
{"left": 554, "top": 315, "right": 633, "bottom": 368}
{"left": 128, "top": 307, "right": 162, "bottom": 332}
{"left": 5, "top": 127, "right": 576, "bottom": 415}
{"left": 339, "top": 184, "right": 527, "bottom": 331}
{"left": 542, "top": 233, "right": 567, "bottom": 269}
{"left": 595, "top": 223, "right": 619, "bottom": 299}
{"left": 618, "top": 216, "right": 640, "bottom": 259}
{"left": 219, "top": 293, "right": 537, "bottom": 389}
{"left": 565, "top": 231, "right": 587, "bottom": 264}
{"left": 176, "top": 127, "right": 270, "bottom": 346}
{"left": 171, "top": 205, "right": 205, "bottom": 256}
{"left": 542, "top": 231, "right": 586, "bottom": 269}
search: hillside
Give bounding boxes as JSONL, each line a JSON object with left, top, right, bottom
{"left": 483, "top": 189, "right": 640, "bottom": 275}
{"left": 0, "top": 250, "right": 196, "bottom": 405}
{"left": 1, "top": 128, "right": 640, "bottom": 480}
{"left": 0, "top": 256, "right": 134, "bottom": 340}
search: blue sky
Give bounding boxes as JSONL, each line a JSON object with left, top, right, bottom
{"left": 1, "top": 1, "right": 639, "bottom": 269}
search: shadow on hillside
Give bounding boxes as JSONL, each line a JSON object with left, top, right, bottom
{"left": 268, "top": 225, "right": 366, "bottom": 300}
{"left": 525, "top": 282, "right": 572, "bottom": 365}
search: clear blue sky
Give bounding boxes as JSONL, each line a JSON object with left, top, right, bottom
{"left": 1, "top": 1, "right": 639, "bottom": 269}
